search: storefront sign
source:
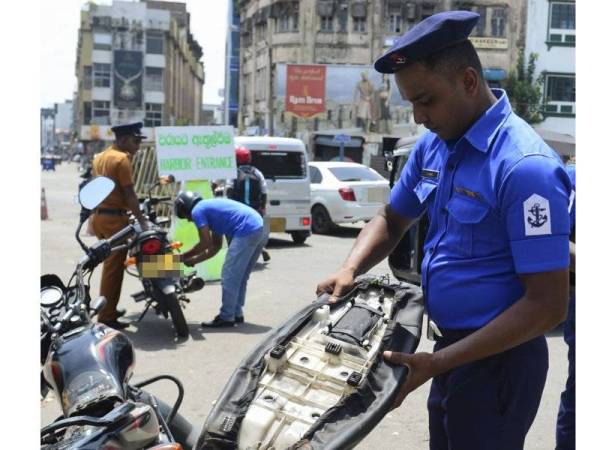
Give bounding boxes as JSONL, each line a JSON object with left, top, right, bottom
{"left": 470, "top": 37, "right": 508, "bottom": 49}
{"left": 155, "top": 126, "right": 237, "bottom": 181}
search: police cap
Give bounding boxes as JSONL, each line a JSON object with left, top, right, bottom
{"left": 374, "top": 11, "right": 480, "bottom": 74}
{"left": 110, "top": 121, "right": 147, "bottom": 139}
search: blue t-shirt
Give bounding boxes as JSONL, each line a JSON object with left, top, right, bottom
{"left": 191, "top": 198, "right": 263, "bottom": 238}
{"left": 390, "top": 89, "right": 572, "bottom": 329}
{"left": 565, "top": 163, "right": 575, "bottom": 231}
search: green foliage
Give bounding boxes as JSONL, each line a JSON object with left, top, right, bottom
{"left": 502, "top": 50, "right": 544, "bottom": 124}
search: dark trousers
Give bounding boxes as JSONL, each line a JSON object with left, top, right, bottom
{"left": 556, "top": 294, "right": 575, "bottom": 450}
{"left": 428, "top": 331, "right": 548, "bottom": 450}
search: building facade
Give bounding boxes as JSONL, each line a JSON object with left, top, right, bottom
{"left": 238, "top": 0, "right": 527, "bottom": 147}
{"left": 73, "top": 0, "right": 204, "bottom": 146}
{"left": 525, "top": 0, "right": 575, "bottom": 135}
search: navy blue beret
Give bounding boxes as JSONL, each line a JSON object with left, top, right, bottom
{"left": 374, "top": 11, "right": 480, "bottom": 74}
{"left": 111, "top": 121, "right": 147, "bottom": 138}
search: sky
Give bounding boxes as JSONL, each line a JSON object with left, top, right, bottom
{"left": 40, "top": 0, "right": 228, "bottom": 108}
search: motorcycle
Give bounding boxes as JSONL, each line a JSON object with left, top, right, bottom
{"left": 41, "top": 176, "right": 199, "bottom": 449}
{"left": 125, "top": 175, "right": 204, "bottom": 338}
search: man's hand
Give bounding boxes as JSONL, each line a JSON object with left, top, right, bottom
{"left": 316, "top": 268, "right": 355, "bottom": 303}
{"left": 384, "top": 351, "right": 439, "bottom": 410}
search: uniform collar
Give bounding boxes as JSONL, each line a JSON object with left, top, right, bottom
{"left": 462, "top": 89, "right": 512, "bottom": 153}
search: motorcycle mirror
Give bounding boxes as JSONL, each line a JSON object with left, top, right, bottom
{"left": 90, "top": 296, "right": 107, "bottom": 316}
{"left": 78, "top": 176, "right": 115, "bottom": 210}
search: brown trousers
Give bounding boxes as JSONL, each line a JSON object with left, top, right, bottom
{"left": 90, "top": 214, "right": 130, "bottom": 322}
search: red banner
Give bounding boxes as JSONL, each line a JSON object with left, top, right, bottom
{"left": 285, "top": 64, "right": 327, "bottom": 118}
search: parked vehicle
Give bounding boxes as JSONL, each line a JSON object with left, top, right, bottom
{"left": 308, "top": 161, "right": 390, "bottom": 234}
{"left": 125, "top": 175, "right": 205, "bottom": 338}
{"left": 41, "top": 176, "right": 198, "bottom": 449}
{"left": 234, "top": 136, "right": 312, "bottom": 244}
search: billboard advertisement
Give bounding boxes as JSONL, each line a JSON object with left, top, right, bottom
{"left": 284, "top": 64, "right": 327, "bottom": 119}
{"left": 277, "top": 64, "right": 410, "bottom": 133}
{"left": 113, "top": 50, "right": 144, "bottom": 109}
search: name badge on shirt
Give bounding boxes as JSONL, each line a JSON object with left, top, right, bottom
{"left": 421, "top": 169, "right": 439, "bottom": 180}
{"left": 454, "top": 186, "right": 483, "bottom": 200}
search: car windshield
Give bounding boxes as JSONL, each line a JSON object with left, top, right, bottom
{"left": 251, "top": 151, "right": 305, "bottom": 179}
{"left": 328, "top": 166, "right": 384, "bottom": 182}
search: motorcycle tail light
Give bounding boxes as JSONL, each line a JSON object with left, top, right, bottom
{"left": 338, "top": 187, "right": 357, "bottom": 201}
{"left": 141, "top": 238, "right": 162, "bottom": 255}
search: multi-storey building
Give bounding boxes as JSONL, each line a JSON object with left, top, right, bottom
{"left": 238, "top": 0, "right": 527, "bottom": 158}
{"left": 525, "top": 0, "right": 575, "bottom": 135}
{"left": 73, "top": 0, "right": 204, "bottom": 148}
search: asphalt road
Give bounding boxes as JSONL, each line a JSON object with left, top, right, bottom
{"left": 41, "top": 163, "right": 568, "bottom": 449}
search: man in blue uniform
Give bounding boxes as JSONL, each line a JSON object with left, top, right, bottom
{"left": 317, "top": 11, "right": 572, "bottom": 450}
{"left": 556, "top": 158, "right": 575, "bottom": 450}
{"left": 174, "top": 192, "right": 265, "bottom": 328}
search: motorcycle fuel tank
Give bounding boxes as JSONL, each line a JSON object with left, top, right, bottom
{"left": 43, "top": 323, "right": 135, "bottom": 417}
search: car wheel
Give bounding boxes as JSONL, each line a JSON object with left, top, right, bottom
{"left": 312, "top": 205, "right": 333, "bottom": 234}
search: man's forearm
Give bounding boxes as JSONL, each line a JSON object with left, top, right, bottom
{"left": 124, "top": 189, "right": 145, "bottom": 223}
{"left": 431, "top": 270, "right": 569, "bottom": 376}
{"left": 341, "top": 210, "right": 405, "bottom": 276}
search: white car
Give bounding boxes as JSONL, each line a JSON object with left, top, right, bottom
{"left": 309, "top": 161, "right": 390, "bottom": 234}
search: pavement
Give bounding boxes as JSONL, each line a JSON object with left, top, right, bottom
{"left": 41, "top": 163, "right": 568, "bottom": 449}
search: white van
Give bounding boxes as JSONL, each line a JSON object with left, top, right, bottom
{"left": 234, "top": 136, "right": 312, "bottom": 244}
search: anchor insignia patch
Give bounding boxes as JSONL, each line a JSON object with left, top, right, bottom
{"left": 523, "top": 194, "right": 551, "bottom": 236}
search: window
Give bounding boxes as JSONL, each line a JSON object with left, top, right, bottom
{"left": 145, "top": 103, "right": 163, "bottom": 127}
{"left": 145, "top": 67, "right": 163, "bottom": 91}
{"left": 544, "top": 74, "right": 575, "bottom": 115}
{"left": 146, "top": 32, "right": 164, "bottom": 54}
{"left": 92, "top": 101, "right": 110, "bottom": 125}
{"left": 338, "top": 8, "right": 348, "bottom": 32}
{"left": 256, "top": 68, "right": 267, "bottom": 101}
{"left": 93, "top": 32, "right": 112, "bottom": 50}
{"left": 474, "top": 6, "right": 487, "bottom": 36}
{"left": 256, "top": 23, "right": 267, "bottom": 41}
{"left": 388, "top": 13, "right": 402, "bottom": 33}
{"left": 320, "top": 16, "right": 333, "bottom": 32}
{"left": 353, "top": 17, "right": 367, "bottom": 32}
{"left": 328, "top": 166, "right": 384, "bottom": 182}
{"left": 277, "top": 12, "right": 299, "bottom": 32}
{"left": 93, "top": 63, "right": 111, "bottom": 88}
{"left": 83, "top": 66, "right": 92, "bottom": 90}
{"left": 421, "top": 4, "right": 435, "bottom": 20}
{"left": 491, "top": 7, "right": 506, "bottom": 38}
{"left": 309, "top": 166, "right": 323, "bottom": 184}
{"left": 548, "top": 2, "right": 575, "bottom": 44}
{"left": 250, "top": 151, "right": 305, "bottom": 179}
{"left": 83, "top": 102, "right": 92, "bottom": 125}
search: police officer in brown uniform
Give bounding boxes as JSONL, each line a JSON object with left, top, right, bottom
{"left": 91, "top": 122, "right": 149, "bottom": 329}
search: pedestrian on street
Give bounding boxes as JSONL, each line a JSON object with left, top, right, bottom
{"left": 91, "top": 121, "right": 149, "bottom": 330}
{"left": 556, "top": 157, "right": 576, "bottom": 450}
{"left": 317, "top": 11, "right": 572, "bottom": 450}
{"left": 226, "top": 146, "right": 271, "bottom": 262}
{"left": 174, "top": 192, "right": 264, "bottom": 328}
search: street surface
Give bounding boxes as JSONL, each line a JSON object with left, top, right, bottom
{"left": 41, "top": 163, "right": 567, "bottom": 449}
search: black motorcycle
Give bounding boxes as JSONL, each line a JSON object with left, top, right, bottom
{"left": 125, "top": 175, "right": 204, "bottom": 338}
{"left": 41, "top": 176, "right": 198, "bottom": 449}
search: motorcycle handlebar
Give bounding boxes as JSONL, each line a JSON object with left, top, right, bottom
{"left": 108, "top": 224, "right": 135, "bottom": 245}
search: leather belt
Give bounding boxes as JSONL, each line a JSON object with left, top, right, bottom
{"left": 96, "top": 208, "right": 128, "bottom": 216}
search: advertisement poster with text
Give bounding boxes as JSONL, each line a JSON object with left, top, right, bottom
{"left": 155, "top": 126, "right": 237, "bottom": 181}
{"left": 113, "top": 50, "right": 143, "bottom": 109}
{"left": 285, "top": 64, "right": 327, "bottom": 118}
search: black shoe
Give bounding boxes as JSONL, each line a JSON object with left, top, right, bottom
{"left": 100, "top": 319, "right": 130, "bottom": 330}
{"left": 235, "top": 315, "right": 244, "bottom": 324}
{"left": 201, "top": 315, "right": 235, "bottom": 328}
{"left": 116, "top": 308, "right": 127, "bottom": 318}
{"left": 262, "top": 251, "right": 271, "bottom": 262}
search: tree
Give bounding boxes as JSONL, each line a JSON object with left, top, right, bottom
{"left": 503, "top": 50, "right": 544, "bottom": 124}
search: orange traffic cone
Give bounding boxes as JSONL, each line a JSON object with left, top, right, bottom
{"left": 41, "top": 188, "right": 49, "bottom": 220}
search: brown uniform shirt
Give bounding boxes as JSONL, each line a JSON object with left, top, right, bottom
{"left": 92, "top": 145, "right": 134, "bottom": 210}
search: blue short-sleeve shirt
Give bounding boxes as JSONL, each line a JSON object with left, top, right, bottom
{"left": 565, "top": 163, "right": 575, "bottom": 231}
{"left": 191, "top": 198, "right": 263, "bottom": 238}
{"left": 390, "top": 89, "right": 572, "bottom": 329}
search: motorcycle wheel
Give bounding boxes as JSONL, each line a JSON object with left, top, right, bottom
{"left": 165, "top": 293, "right": 189, "bottom": 338}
